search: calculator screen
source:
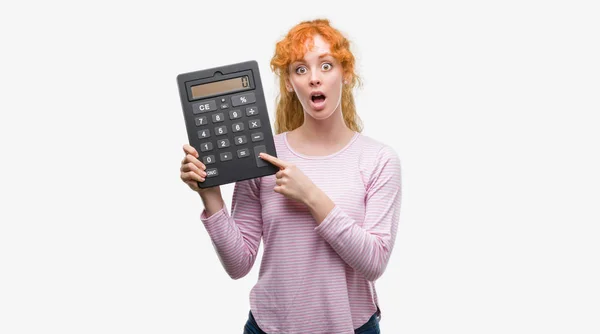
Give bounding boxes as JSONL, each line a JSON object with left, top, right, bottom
{"left": 191, "top": 76, "right": 250, "bottom": 99}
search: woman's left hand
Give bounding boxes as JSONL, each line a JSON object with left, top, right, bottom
{"left": 259, "top": 153, "right": 316, "bottom": 205}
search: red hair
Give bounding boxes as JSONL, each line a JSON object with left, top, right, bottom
{"left": 270, "top": 19, "right": 363, "bottom": 134}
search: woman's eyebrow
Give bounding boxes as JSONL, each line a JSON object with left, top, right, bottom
{"left": 291, "top": 53, "right": 333, "bottom": 66}
{"left": 318, "top": 53, "right": 333, "bottom": 59}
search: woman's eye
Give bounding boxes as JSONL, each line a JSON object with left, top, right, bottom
{"left": 321, "top": 63, "right": 332, "bottom": 71}
{"left": 295, "top": 66, "right": 307, "bottom": 74}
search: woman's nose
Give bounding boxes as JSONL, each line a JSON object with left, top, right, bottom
{"left": 309, "top": 74, "right": 321, "bottom": 87}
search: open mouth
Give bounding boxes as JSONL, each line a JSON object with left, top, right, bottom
{"left": 311, "top": 94, "right": 326, "bottom": 103}
{"left": 310, "top": 92, "right": 327, "bottom": 111}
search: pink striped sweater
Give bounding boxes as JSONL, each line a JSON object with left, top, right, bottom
{"left": 200, "top": 131, "right": 402, "bottom": 333}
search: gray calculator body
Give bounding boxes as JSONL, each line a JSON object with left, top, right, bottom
{"left": 177, "top": 60, "right": 279, "bottom": 188}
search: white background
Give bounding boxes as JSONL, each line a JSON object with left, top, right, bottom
{"left": 1, "top": 0, "right": 599, "bottom": 333}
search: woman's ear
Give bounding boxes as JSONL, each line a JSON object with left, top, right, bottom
{"left": 343, "top": 74, "right": 351, "bottom": 85}
{"left": 285, "top": 79, "right": 294, "bottom": 93}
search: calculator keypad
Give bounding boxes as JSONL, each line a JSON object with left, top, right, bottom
{"left": 200, "top": 142, "right": 213, "bottom": 152}
{"left": 195, "top": 92, "right": 268, "bottom": 175}
{"left": 246, "top": 106, "right": 259, "bottom": 116}
{"left": 212, "top": 113, "right": 225, "bottom": 123}
{"left": 220, "top": 152, "right": 232, "bottom": 161}
{"left": 229, "top": 110, "right": 242, "bottom": 119}
{"left": 217, "top": 139, "right": 230, "bottom": 148}
{"left": 192, "top": 100, "right": 217, "bottom": 114}
{"left": 249, "top": 119, "right": 261, "bottom": 129}
{"left": 231, "top": 92, "right": 256, "bottom": 106}
{"left": 251, "top": 132, "right": 263, "bottom": 142}
{"left": 195, "top": 116, "right": 207, "bottom": 126}
{"left": 234, "top": 135, "right": 247, "bottom": 145}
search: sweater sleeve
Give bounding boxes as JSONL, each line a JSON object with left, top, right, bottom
{"left": 314, "top": 145, "right": 402, "bottom": 281}
{"left": 200, "top": 178, "right": 263, "bottom": 279}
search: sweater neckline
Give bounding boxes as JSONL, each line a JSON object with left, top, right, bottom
{"left": 283, "top": 131, "right": 360, "bottom": 160}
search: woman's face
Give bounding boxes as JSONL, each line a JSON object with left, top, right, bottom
{"left": 287, "top": 34, "right": 345, "bottom": 121}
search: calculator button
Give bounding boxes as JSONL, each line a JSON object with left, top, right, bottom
{"left": 198, "top": 129, "right": 211, "bottom": 139}
{"left": 206, "top": 168, "right": 219, "bottom": 178}
{"left": 212, "top": 113, "right": 225, "bottom": 123}
{"left": 253, "top": 145, "right": 268, "bottom": 167}
{"left": 217, "top": 138, "right": 230, "bottom": 148}
{"left": 248, "top": 119, "right": 261, "bottom": 129}
{"left": 229, "top": 109, "right": 242, "bottom": 120}
{"left": 246, "top": 106, "right": 259, "bottom": 116}
{"left": 214, "top": 125, "right": 228, "bottom": 136}
{"left": 195, "top": 116, "right": 208, "bottom": 126}
{"left": 234, "top": 135, "right": 247, "bottom": 145}
{"left": 220, "top": 98, "right": 226, "bottom": 103}
{"left": 192, "top": 100, "right": 217, "bottom": 114}
{"left": 220, "top": 152, "right": 232, "bottom": 161}
{"left": 200, "top": 142, "right": 213, "bottom": 152}
{"left": 232, "top": 122, "right": 244, "bottom": 132}
{"left": 231, "top": 92, "right": 256, "bottom": 107}
{"left": 220, "top": 103, "right": 229, "bottom": 109}
{"left": 202, "top": 155, "right": 216, "bottom": 165}
{"left": 237, "top": 148, "right": 250, "bottom": 158}
{"left": 251, "top": 132, "right": 263, "bottom": 142}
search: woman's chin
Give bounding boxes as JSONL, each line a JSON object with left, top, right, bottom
{"left": 306, "top": 109, "right": 335, "bottom": 120}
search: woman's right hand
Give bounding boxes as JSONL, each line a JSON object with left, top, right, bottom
{"left": 180, "top": 144, "right": 220, "bottom": 195}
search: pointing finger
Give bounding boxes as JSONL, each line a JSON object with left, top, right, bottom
{"left": 259, "top": 153, "right": 288, "bottom": 169}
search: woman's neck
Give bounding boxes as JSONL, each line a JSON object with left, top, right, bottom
{"left": 294, "top": 108, "right": 354, "bottom": 144}
{"left": 286, "top": 110, "right": 356, "bottom": 157}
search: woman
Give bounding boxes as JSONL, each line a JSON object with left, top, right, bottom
{"left": 180, "top": 18, "right": 401, "bottom": 334}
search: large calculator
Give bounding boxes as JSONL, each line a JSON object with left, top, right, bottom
{"left": 177, "top": 60, "right": 279, "bottom": 188}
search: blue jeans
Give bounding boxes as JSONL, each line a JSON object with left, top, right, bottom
{"left": 243, "top": 310, "right": 381, "bottom": 334}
